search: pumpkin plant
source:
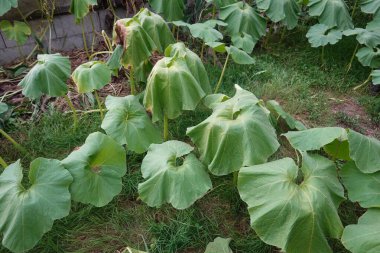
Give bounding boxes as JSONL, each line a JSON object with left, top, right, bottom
{"left": 149, "top": 0, "right": 186, "bottom": 21}
{"left": 138, "top": 140, "right": 212, "bottom": 209}
{"left": 187, "top": 85, "right": 279, "bottom": 176}
{"left": 72, "top": 60, "right": 112, "bottom": 119}
{"left": 101, "top": 95, "right": 162, "bottom": 153}
{"left": 0, "top": 20, "right": 31, "bottom": 57}
{"left": 266, "top": 100, "right": 307, "bottom": 131}
{"left": 0, "top": 0, "right": 18, "bottom": 16}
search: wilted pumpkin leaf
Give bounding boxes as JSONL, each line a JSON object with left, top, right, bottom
{"left": 187, "top": 85, "right": 279, "bottom": 176}
{"left": 256, "top": 0, "right": 300, "bottom": 29}
{"left": 206, "top": 42, "right": 255, "bottom": 64}
{"left": 174, "top": 20, "right": 227, "bottom": 43}
{"left": 238, "top": 152, "right": 345, "bottom": 253}
{"left": 306, "top": 24, "right": 343, "bottom": 47}
{"left": 138, "top": 141, "right": 212, "bottom": 209}
{"left": 308, "top": 0, "right": 353, "bottom": 30}
{"left": 70, "top": 0, "right": 98, "bottom": 23}
{"left": 101, "top": 95, "right": 162, "bottom": 153}
{"left": 0, "top": 159, "right": 72, "bottom": 253}
{"left": 19, "top": 54, "right": 71, "bottom": 99}
{"left": 149, "top": 0, "right": 185, "bottom": 21}
{"left": 0, "top": 20, "right": 31, "bottom": 45}
{"left": 107, "top": 44, "right": 123, "bottom": 75}
{"left": 62, "top": 132, "right": 126, "bottom": 207}
{"left": 204, "top": 237, "right": 233, "bottom": 253}
{"left": 266, "top": 100, "right": 306, "bottom": 130}
{"left": 356, "top": 46, "right": 380, "bottom": 68}
{"left": 72, "top": 61, "right": 112, "bottom": 93}
{"left": 341, "top": 209, "right": 380, "bottom": 253}
{"left": 203, "top": 93, "right": 230, "bottom": 110}
{"left": 0, "top": 0, "right": 18, "bottom": 16}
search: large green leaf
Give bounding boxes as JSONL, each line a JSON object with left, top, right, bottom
{"left": 206, "top": 0, "right": 237, "bottom": 8}
{"left": 283, "top": 127, "right": 347, "bottom": 151}
{"left": 72, "top": 61, "right": 112, "bottom": 93}
{"left": 367, "top": 12, "right": 380, "bottom": 30}
{"left": 347, "top": 130, "right": 380, "bottom": 173}
{"left": 107, "top": 44, "right": 123, "bottom": 76}
{"left": 0, "top": 20, "right": 31, "bottom": 45}
{"left": 343, "top": 28, "right": 380, "bottom": 48}
{"left": 165, "top": 42, "right": 211, "bottom": 93}
{"left": 0, "top": 0, "right": 18, "bottom": 16}
{"left": 138, "top": 141, "right": 212, "bottom": 209}
{"left": 70, "top": 0, "right": 98, "bottom": 23}
{"left": 266, "top": 100, "right": 306, "bottom": 130}
{"left": 306, "top": 24, "right": 343, "bottom": 47}
{"left": 204, "top": 237, "right": 233, "bottom": 253}
{"left": 219, "top": 1, "right": 266, "bottom": 44}
{"left": 360, "top": 0, "right": 380, "bottom": 14}
{"left": 62, "top": 132, "right": 126, "bottom": 207}
{"left": 231, "top": 33, "right": 256, "bottom": 53}
{"left": 101, "top": 95, "right": 162, "bottom": 153}
{"left": 0, "top": 159, "right": 72, "bottom": 253}
{"left": 143, "top": 55, "right": 209, "bottom": 122}
{"left": 308, "top": 0, "right": 353, "bottom": 30}
{"left": 356, "top": 46, "right": 380, "bottom": 68}
{"left": 206, "top": 42, "right": 256, "bottom": 64}
{"left": 372, "top": 69, "right": 380, "bottom": 85}
{"left": 341, "top": 161, "right": 380, "bottom": 208}
{"left": 256, "top": 0, "right": 300, "bottom": 29}
{"left": 136, "top": 8, "right": 175, "bottom": 53}
{"left": 341, "top": 209, "right": 380, "bottom": 253}
{"left": 149, "top": 0, "right": 185, "bottom": 21}
{"left": 19, "top": 54, "right": 71, "bottom": 99}
{"left": 173, "top": 20, "right": 227, "bottom": 43}
{"left": 238, "top": 153, "right": 345, "bottom": 253}
{"left": 0, "top": 102, "right": 8, "bottom": 114}
{"left": 114, "top": 18, "right": 156, "bottom": 68}
{"left": 187, "top": 85, "right": 279, "bottom": 176}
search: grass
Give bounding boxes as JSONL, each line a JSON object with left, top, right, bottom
{"left": 0, "top": 29, "right": 378, "bottom": 252}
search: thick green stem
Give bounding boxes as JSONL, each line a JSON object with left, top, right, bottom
{"left": 351, "top": 0, "right": 359, "bottom": 19}
{"left": 94, "top": 90, "right": 104, "bottom": 119}
{"left": 89, "top": 10, "right": 96, "bottom": 53}
{"left": 129, "top": 66, "right": 136, "bottom": 95}
{"left": 0, "top": 129, "right": 27, "bottom": 154}
{"left": 81, "top": 19, "right": 90, "bottom": 58}
{"left": 214, "top": 53, "right": 230, "bottom": 93}
{"left": 354, "top": 73, "right": 372, "bottom": 91}
{"left": 346, "top": 43, "right": 359, "bottom": 73}
{"left": 0, "top": 155, "right": 7, "bottom": 168}
{"left": 164, "top": 114, "right": 169, "bottom": 141}
{"left": 63, "top": 94, "right": 78, "bottom": 129}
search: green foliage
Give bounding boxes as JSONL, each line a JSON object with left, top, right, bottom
{"left": 149, "top": 0, "right": 185, "bottom": 21}
{"left": 107, "top": 44, "right": 123, "bottom": 75}
{"left": 371, "top": 69, "right": 380, "bottom": 85}
{"left": 266, "top": 100, "right": 306, "bottom": 130}
{"left": 62, "top": 132, "right": 127, "bottom": 207}
{"left": 238, "top": 153, "right": 345, "bottom": 253}
{"left": 360, "top": 0, "right": 380, "bottom": 15}
{"left": 101, "top": 95, "right": 162, "bottom": 153}
{"left": 219, "top": 1, "right": 266, "bottom": 45}
{"left": 0, "top": 159, "right": 72, "bottom": 253}
{"left": 70, "top": 0, "right": 98, "bottom": 23}
{"left": 356, "top": 46, "right": 380, "bottom": 68}
{"left": 231, "top": 33, "right": 255, "bottom": 53}
{"left": 306, "top": 24, "right": 343, "bottom": 47}
{"left": 204, "top": 237, "right": 233, "bottom": 253}
{"left": 138, "top": 141, "right": 212, "bottom": 209}
{"left": 18, "top": 54, "right": 71, "bottom": 99}
{"left": 256, "top": 0, "right": 300, "bottom": 29}
{"left": 308, "top": 0, "right": 353, "bottom": 30}
{"left": 0, "top": 20, "right": 31, "bottom": 45}
{"left": 72, "top": 61, "right": 112, "bottom": 93}
{"left": 0, "top": 0, "right": 18, "bottom": 16}
{"left": 173, "top": 20, "right": 227, "bottom": 43}
{"left": 341, "top": 209, "right": 380, "bottom": 253}
{"left": 206, "top": 42, "right": 256, "bottom": 64}
{"left": 343, "top": 28, "right": 380, "bottom": 48}
{"left": 187, "top": 86, "right": 279, "bottom": 176}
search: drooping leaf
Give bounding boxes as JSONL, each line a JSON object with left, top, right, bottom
{"left": 367, "top": 12, "right": 380, "bottom": 30}
{"left": 149, "top": 0, "right": 185, "bottom": 21}
{"left": 203, "top": 93, "right": 230, "bottom": 109}
{"left": 72, "top": 61, "right": 112, "bottom": 93}
{"left": 70, "top": 0, "right": 98, "bottom": 23}
{"left": 306, "top": 24, "right": 343, "bottom": 48}
{"left": 227, "top": 46, "right": 255, "bottom": 64}
{"left": 356, "top": 46, "right": 380, "bottom": 68}
{"left": 372, "top": 69, "right": 380, "bottom": 85}
{"left": 341, "top": 209, "right": 380, "bottom": 253}
{"left": 323, "top": 138, "right": 351, "bottom": 160}
{"left": 165, "top": 42, "right": 211, "bottom": 93}
{"left": 266, "top": 100, "right": 306, "bottom": 130}
{"left": 62, "top": 132, "right": 126, "bottom": 207}
{"left": 101, "top": 95, "right": 162, "bottom": 153}
{"left": 174, "top": 20, "right": 227, "bottom": 43}
{"left": 283, "top": 127, "right": 347, "bottom": 151}
{"left": 187, "top": 85, "right": 279, "bottom": 176}
{"left": 114, "top": 18, "right": 156, "bottom": 68}
{"left": 347, "top": 130, "right": 380, "bottom": 173}
{"left": 206, "top": 0, "right": 237, "bottom": 8}
{"left": 360, "top": 0, "right": 380, "bottom": 15}
{"left": 231, "top": 33, "right": 256, "bottom": 53}
{"left": 307, "top": 0, "right": 353, "bottom": 30}
{"left": 0, "top": 159, "right": 72, "bottom": 253}
{"left": 204, "top": 237, "right": 233, "bottom": 253}
{"left": 136, "top": 8, "right": 175, "bottom": 53}
{"left": 341, "top": 161, "right": 380, "bottom": 208}
{"left": 0, "top": 102, "right": 8, "bottom": 114}
{"left": 138, "top": 141, "right": 212, "bottom": 209}
{"left": 19, "top": 54, "right": 71, "bottom": 99}
{"left": 107, "top": 44, "right": 123, "bottom": 75}
{"left": 219, "top": 1, "right": 266, "bottom": 44}
{"left": 238, "top": 153, "right": 345, "bottom": 253}
{"left": 144, "top": 55, "right": 209, "bottom": 122}
{"left": 134, "top": 60, "right": 154, "bottom": 83}
{"left": 0, "top": 0, "right": 18, "bottom": 16}
{"left": 0, "top": 20, "right": 31, "bottom": 45}
{"left": 256, "top": 0, "right": 300, "bottom": 29}
{"left": 343, "top": 28, "right": 380, "bottom": 48}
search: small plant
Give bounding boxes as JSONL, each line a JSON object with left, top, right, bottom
{"left": 0, "top": 20, "right": 31, "bottom": 57}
